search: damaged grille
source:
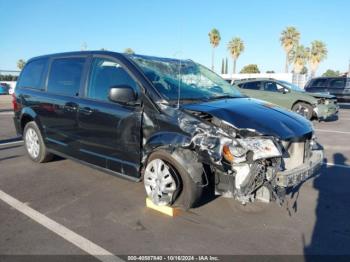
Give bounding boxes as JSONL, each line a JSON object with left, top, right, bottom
{"left": 281, "top": 137, "right": 312, "bottom": 170}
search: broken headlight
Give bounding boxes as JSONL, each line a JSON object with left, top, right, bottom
{"left": 318, "top": 98, "right": 329, "bottom": 105}
{"left": 223, "top": 138, "right": 281, "bottom": 163}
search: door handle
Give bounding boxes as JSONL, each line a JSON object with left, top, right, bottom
{"left": 79, "top": 107, "right": 94, "bottom": 115}
{"left": 64, "top": 102, "right": 78, "bottom": 112}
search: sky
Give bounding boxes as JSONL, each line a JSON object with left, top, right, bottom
{"left": 0, "top": 0, "right": 349, "bottom": 75}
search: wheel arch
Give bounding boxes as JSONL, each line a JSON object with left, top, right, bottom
{"left": 291, "top": 100, "right": 314, "bottom": 110}
{"left": 142, "top": 132, "right": 205, "bottom": 186}
{"left": 19, "top": 108, "right": 43, "bottom": 134}
{"left": 291, "top": 100, "right": 317, "bottom": 119}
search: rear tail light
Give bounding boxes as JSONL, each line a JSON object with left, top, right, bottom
{"left": 12, "top": 93, "right": 19, "bottom": 112}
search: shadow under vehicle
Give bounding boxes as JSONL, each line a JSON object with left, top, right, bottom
{"left": 13, "top": 51, "right": 323, "bottom": 209}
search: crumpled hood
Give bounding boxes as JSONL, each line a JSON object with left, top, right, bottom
{"left": 182, "top": 97, "right": 313, "bottom": 140}
{"left": 306, "top": 92, "right": 336, "bottom": 99}
{"left": 294, "top": 90, "right": 335, "bottom": 99}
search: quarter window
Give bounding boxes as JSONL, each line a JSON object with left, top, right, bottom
{"left": 87, "top": 58, "right": 138, "bottom": 102}
{"left": 47, "top": 57, "right": 85, "bottom": 96}
{"left": 329, "top": 79, "right": 346, "bottom": 89}
{"left": 17, "top": 58, "right": 48, "bottom": 89}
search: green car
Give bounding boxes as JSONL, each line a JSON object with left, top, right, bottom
{"left": 234, "top": 78, "right": 339, "bottom": 120}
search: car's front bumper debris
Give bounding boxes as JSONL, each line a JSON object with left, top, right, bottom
{"left": 275, "top": 149, "right": 323, "bottom": 187}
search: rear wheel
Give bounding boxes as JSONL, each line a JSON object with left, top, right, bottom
{"left": 23, "top": 121, "right": 53, "bottom": 163}
{"left": 292, "top": 102, "right": 313, "bottom": 120}
{"left": 143, "top": 150, "right": 202, "bottom": 210}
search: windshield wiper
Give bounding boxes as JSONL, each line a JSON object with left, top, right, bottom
{"left": 209, "top": 95, "right": 238, "bottom": 100}
{"left": 180, "top": 98, "right": 210, "bottom": 103}
{"left": 168, "top": 97, "right": 209, "bottom": 105}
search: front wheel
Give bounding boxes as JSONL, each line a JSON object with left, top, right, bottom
{"left": 292, "top": 102, "right": 313, "bottom": 120}
{"left": 143, "top": 150, "right": 202, "bottom": 210}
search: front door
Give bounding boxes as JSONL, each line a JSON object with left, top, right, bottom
{"left": 259, "top": 81, "right": 291, "bottom": 108}
{"left": 327, "top": 78, "right": 346, "bottom": 100}
{"left": 77, "top": 56, "right": 142, "bottom": 178}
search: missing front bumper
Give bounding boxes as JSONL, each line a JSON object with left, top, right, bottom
{"left": 314, "top": 105, "right": 339, "bottom": 120}
{"left": 275, "top": 149, "right": 323, "bottom": 187}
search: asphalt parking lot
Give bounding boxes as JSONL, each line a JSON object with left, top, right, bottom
{"left": 0, "top": 95, "right": 350, "bottom": 259}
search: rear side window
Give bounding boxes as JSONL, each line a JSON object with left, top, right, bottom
{"left": 86, "top": 58, "right": 138, "bottom": 102}
{"left": 311, "top": 79, "right": 328, "bottom": 87}
{"left": 17, "top": 58, "right": 48, "bottom": 89}
{"left": 328, "top": 78, "right": 346, "bottom": 89}
{"left": 242, "top": 81, "right": 261, "bottom": 90}
{"left": 47, "top": 57, "right": 85, "bottom": 96}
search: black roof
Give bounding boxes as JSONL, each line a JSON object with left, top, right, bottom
{"left": 233, "top": 78, "right": 278, "bottom": 83}
{"left": 27, "top": 50, "right": 125, "bottom": 63}
{"left": 27, "top": 51, "right": 191, "bottom": 64}
{"left": 309, "top": 76, "right": 349, "bottom": 80}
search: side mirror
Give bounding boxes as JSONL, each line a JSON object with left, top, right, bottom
{"left": 281, "top": 88, "right": 289, "bottom": 94}
{"left": 108, "top": 85, "right": 137, "bottom": 104}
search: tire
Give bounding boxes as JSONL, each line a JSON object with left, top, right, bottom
{"left": 292, "top": 102, "right": 313, "bottom": 120}
{"left": 23, "top": 121, "right": 53, "bottom": 163}
{"left": 144, "top": 150, "right": 203, "bottom": 210}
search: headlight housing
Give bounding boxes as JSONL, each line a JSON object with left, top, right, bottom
{"left": 223, "top": 137, "right": 281, "bottom": 163}
{"left": 318, "top": 98, "right": 329, "bottom": 105}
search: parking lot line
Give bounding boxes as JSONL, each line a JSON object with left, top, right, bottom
{"left": 0, "top": 111, "right": 13, "bottom": 115}
{"left": 0, "top": 190, "right": 123, "bottom": 262}
{"left": 0, "top": 140, "right": 23, "bottom": 147}
{"left": 315, "top": 129, "right": 350, "bottom": 135}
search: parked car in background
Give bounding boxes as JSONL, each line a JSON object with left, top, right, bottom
{"left": 0, "top": 83, "right": 10, "bottom": 95}
{"left": 13, "top": 51, "right": 323, "bottom": 209}
{"left": 234, "top": 78, "right": 339, "bottom": 120}
{"left": 8, "top": 85, "right": 15, "bottom": 95}
{"left": 304, "top": 77, "right": 350, "bottom": 103}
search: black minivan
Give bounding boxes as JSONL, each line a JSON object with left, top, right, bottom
{"left": 305, "top": 76, "right": 350, "bottom": 102}
{"left": 13, "top": 51, "right": 323, "bottom": 209}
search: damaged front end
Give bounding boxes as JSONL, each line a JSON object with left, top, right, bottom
{"left": 174, "top": 106, "right": 323, "bottom": 205}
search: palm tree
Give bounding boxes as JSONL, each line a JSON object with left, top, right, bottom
{"left": 280, "top": 26, "right": 300, "bottom": 73}
{"left": 208, "top": 28, "right": 221, "bottom": 71}
{"left": 308, "top": 40, "right": 327, "bottom": 78}
{"left": 290, "top": 45, "right": 309, "bottom": 74}
{"left": 17, "top": 59, "right": 26, "bottom": 70}
{"left": 227, "top": 37, "right": 244, "bottom": 74}
{"left": 124, "top": 48, "right": 135, "bottom": 54}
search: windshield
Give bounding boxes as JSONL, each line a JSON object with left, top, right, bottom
{"left": 128, "top": 55, "right": 242, "bottom": 102}
{"left": 279, "top": 80, "right": 305, "bottom": 92}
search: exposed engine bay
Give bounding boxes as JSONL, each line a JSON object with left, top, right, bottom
{"left": 153, "top": 104, "right": 323, "bottom": 205}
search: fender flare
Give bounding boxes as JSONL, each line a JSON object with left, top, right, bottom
{"left": 19, "top": 107, "right": 43, "bottom": 133}
{"left": 143, "top": 131, "right": 191, "bottom": 154}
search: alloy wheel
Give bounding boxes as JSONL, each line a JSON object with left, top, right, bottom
{"left": 25, "top": 127, "right": 40, "bottom": 159}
